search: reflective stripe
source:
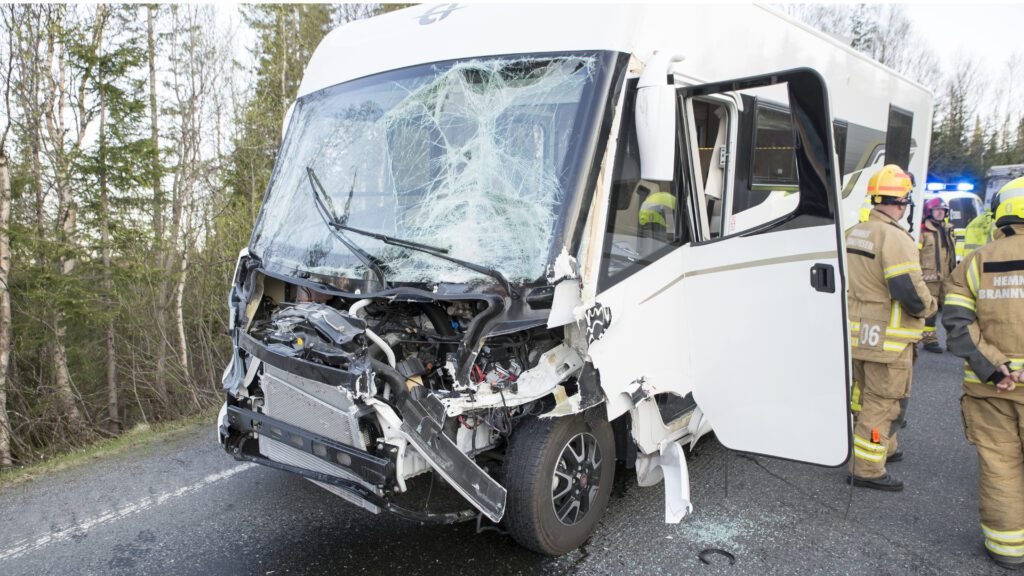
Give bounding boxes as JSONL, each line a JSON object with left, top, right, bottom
{"left": 923, "top": 326, "right": 936, "bottom": 333}
{"left": 849, "top": 340, "right": 908, "bottom": 352}
{"left": 884, "top": 262, "right": 920, "bottom": 279}
{"left": 983, "top": 524, "right": 1024, "bottom": 544}
{"left": 853, "top": 434, "right": 886, "bottom": 463}
{"left": 945, "top": 293, "right": 977, "bottom": 312}
{"left": 849, "top": 322, "right": 921, "bottom": 340}
{"left": 890, "top": 301, "right": 902, "bottom": 328}
{"left": 853, "top": 435, "right": 886, "bottom": 453}
{"left": 886, "top": 327, "right": 922, "bottom": 339}
{"left": 963, "top": 359, "right": 1024, "bottom": 385}
{"left": 854, "top": 447, "right": 885, "bottom": 462}
{"left": 986, "top": 539, "right": 1024, "bottom": 557}
{"left": 968, "top": 258, "right": 980, "bottom": 297}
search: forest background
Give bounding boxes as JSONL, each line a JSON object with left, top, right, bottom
{"left": 0, "top": 3, "right": 1020, "bottom": 470}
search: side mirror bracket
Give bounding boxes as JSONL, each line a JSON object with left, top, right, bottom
{"left": 635, "top": 52, "right": 684, "bottom": 181}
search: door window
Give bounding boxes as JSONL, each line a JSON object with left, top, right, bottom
{"left": 681, "top": 75, "right": 838, "bottom": 239}
{"left": 884, "top": 105, "right": 913, "bottom": 171}
{"left": 599, "top": 80, "right": 688, "bottom": 290}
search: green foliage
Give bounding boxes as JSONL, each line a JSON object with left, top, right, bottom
{"left": 224, "top": 4, "right": 336, "bottom": 220}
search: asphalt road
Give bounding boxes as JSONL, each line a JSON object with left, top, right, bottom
{"left": 0, "top": 335, "right": 1013, "bottom": 575}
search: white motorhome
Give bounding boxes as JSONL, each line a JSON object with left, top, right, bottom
{"left": 217, "top": 4, "right": 934, "bottom": 555}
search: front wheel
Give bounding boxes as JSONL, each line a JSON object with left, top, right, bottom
{"left": 502, "top": 411, "right": 615, "bottom": 555}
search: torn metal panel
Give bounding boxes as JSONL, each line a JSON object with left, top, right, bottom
{"left": 630, "top": 400, "right": 693, "bottom": 454}
{"left": 586, "top": 245, "right": 696, "bottom": 422}
{"left": 625, "top": 377, "right": 654, "bottom": 405}
{"left": 686, "top": 406, "right": 713, "bottom": 451}
{"left": 659, "top": 441, "right": 694, "bottom": 523}
{"left": 396, "top": 397, "right": 508, "bottom": 522}
{"left": 548, "top": 248, "right": 579, "bottom": 284}
{"left": 546, "top": 279, "right": 583, "bottom": 328}
{"left": 634, "top": 441, "right": 694, "bottom": 523}
{"left": 576, "top": 362, "right": 604, "bottom": 412}
{"left": 440, "top": 343, "right": 584, "bottom": 417}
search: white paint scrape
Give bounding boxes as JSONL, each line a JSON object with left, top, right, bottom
{"left": 0, "top": 463, "right": 255, "bottom": 563}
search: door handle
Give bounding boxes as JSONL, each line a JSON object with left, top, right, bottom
{"left": 810, "top": 263, "right": 835, "bottom": 293}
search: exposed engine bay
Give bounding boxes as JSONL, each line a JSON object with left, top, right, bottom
{"left": 219, "top": 261, "right": 597, "bottom": 524}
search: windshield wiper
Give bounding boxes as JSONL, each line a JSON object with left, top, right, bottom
{"left": 306, "top": 167, "right": 516, "bottom": 300}
{"left": 306, "top": 167, "right": 388, "bottom": 288}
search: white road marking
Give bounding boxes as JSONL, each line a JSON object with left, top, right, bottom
{"left": 0, "top": 463, "right": 255, "bottom": 562}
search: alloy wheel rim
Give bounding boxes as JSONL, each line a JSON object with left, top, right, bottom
{"left": 551, "top": 431, "right": 602, "bottom": 526}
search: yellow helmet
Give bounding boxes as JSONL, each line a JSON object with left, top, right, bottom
{"left": 867, "top": 164, "right": 913, "bottom": 204}
{"left": 995, "top": 177, "right": 1024, "bottom": 223}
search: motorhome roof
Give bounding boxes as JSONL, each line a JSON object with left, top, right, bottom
{"left": 297, "top": 3, "right": 931, "bottom": 121}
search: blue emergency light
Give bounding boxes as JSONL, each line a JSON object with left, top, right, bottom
{"left": 925, "top": 181, "right": 975, "bottom": 192}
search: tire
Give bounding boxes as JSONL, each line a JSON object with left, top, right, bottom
{"left": 502, "top": 411, "right": 615, "bottom": 556}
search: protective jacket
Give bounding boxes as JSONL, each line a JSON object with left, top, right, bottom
{"left": 943, "top": 221, "right": 1024, "bottom": 560}
{"left": 919, "top": 219, "right": 957, "bottom": 299}
{"left": 847, "top": 210, "right": 937, "bottom": 363}
{"left": 943, "top": 222, "right": 1024, "bottom": 396}
{"left": 638, "top": 191, "right": 677, "bottom": 228}
{"left": 963, "top": 210, "right": 995, "bottom": 257}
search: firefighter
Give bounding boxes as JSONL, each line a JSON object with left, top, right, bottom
{"left": 963, "top": 193, "right": 999, "bottom": 257}
{"left": 918, "top": 197, "right": 956, "bottom": 353}
{"left": 965, "top": 177, "right": 1024, "bottom": 257}
{"left": 845, "top": 164, "right": 936, "bottom": 490}
{"left": 637, "top": 182, "right": 677, "bottom": 243}
{"left": 943, "top": 177, "right": 1024, "bottom": 570}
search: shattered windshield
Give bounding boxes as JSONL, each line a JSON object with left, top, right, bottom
{"left": 251, "top": 52, "right": 613, "bottom": 288}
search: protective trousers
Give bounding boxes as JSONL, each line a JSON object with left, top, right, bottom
{"left": 923, "top": 311, "right": 939, "bottom": 346}
{"left": 961, "top": 394, "right": 1024, "bottom": 558}
{"left": 850, "top": 346, "right": 913, "bottom": 478}
{"left": 922, "top": 280, "right": 942, "bottom": 347}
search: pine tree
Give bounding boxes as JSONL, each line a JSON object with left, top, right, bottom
{"left": 225, "top": 4, "right": 336, "bottom": 221}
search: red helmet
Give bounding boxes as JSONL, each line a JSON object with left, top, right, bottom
{"left": 923, "top": 197, "right": 948, "bottom": 221}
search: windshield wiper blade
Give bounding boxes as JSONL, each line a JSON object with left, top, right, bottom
{"left": 334, "top": 221, "right": 516, "bottom": 300}
{"left": 306, "top": 167, "right": 388, "bottom": 289}
{"left": 306, "top": 167, "right": 515, "bottom": 300}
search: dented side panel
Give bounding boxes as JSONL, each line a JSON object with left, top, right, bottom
{"left": 586, "top": 246, "right": 697, "bottom": 427}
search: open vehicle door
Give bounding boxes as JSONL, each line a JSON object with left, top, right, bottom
{"left": 677, "top": 69, "right": 851, "bottom": 466}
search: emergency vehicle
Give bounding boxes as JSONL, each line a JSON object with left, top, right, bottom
{"left": 217, "top": 3, "right": 934, "bottom": 555}
{"left": 925, "top": 183, "right": 984, "bottom": 261}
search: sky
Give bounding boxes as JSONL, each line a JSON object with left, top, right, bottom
{"left": 902, "top": 2, "right": 1024, "bottom": 81}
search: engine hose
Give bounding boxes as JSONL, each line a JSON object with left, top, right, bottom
{"left": 349, "top": 298, "right": 371, "bottom": 317}
{"left": 418, "top": 303, "right": 455, "bottom": 336}
{"left": 349, "top": 299, "right": 396, "bottom": 368}
{"left": 365, "top": 328, "right": 396, "bottom": 368}
{"left": 371, "top": 358, "right": 413, "bottom": 410}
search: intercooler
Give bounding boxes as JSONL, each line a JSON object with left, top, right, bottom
{"left": 258, "top": 363, "right": 381, "bottom": 513}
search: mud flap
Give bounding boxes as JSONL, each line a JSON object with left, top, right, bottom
{"left": 636, "top": 440, "right": 693, "bottom": 523}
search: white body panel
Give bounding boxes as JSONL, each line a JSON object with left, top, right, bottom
{"left": 682, "top": 227, "right": 847, "bottom": 465}
{"left": 298, "top": 3, "right": 932, "bottom": 236}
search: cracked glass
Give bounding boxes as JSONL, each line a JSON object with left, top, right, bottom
{"left": 251, "top": 53, "right": 613, "bottom": 289}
